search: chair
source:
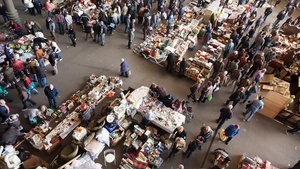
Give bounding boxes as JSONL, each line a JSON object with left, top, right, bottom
{"left": 103, "top": 149, "right": 116, "bottom": 166}
{"left": 60, "top": 144, "right": 78, "bottom": 161}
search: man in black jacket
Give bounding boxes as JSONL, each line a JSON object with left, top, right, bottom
{"left": 273, "top": 10, "right": 286, "bottom": 27}
{"left": 178, "top": 58, "right": 187, "bottom": 78}
{"left": 166, "top": 52, "right": 175, "bottom": 73}
{"left": 216, "top": 105, "right": 233, "bottom": 129}
{"left": 263, "top": 6, "right": 273, "bottom": 22}
{"left": 44, "top": 84, "right": 59, "bottom": 109}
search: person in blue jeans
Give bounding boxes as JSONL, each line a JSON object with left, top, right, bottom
{"left": 224, "top": 124, "right": 240, "bottom": 145}
{"left": 34, "top": 64, "right": 47, "bottom": 87}
{"left": 44, "top": 84, "right": 59, "bottom": 109}
{"left": 243, "top": 96, "right": 264, "bottom": 122}
{"left": 16, "top": 85, "right": 36, "bottom": 111}
{"left": 241, "top": 82, "right": 258, "bottom": 104}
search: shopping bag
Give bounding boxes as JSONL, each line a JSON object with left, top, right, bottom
{"left": 207, "top": 95, "right": 213, "bottom": 101}
{"left": 28, "top": 82, "right": 36, "bottom": 90}
{"left": 128, "top": 70, "right": 132, "bottom": 76}
{"left": 218, "top": 129, "right": 227, "bottom": 142}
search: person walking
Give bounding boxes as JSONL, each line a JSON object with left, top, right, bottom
{"left": 243, "top": 96, "right": 264, "bottom": 122}
{"left": 183, "top": 136, "right": 204, "bottom": 158}
{"left": 46, "top": 17, "right": 56, "bottom": 41}
{"left": 32, "top": 0, "right": 42, "bottom": 15}
{"left": 241, "top": 81, "right": 258, "bottom": 103}
{"left": 44, "top": 84, "right": 59, "bottom": 109}
{"left": 93, "top": 20, "right": 101, "bottom": 43}
{"left": 0, "top": 99, "right": 10, "bottom": 123}
{"left": 167, "top": 137, "right": 186, "bottom": 159}
{"left": 16, "top": 85, "right": 37, "bottom": 111}
{"left": 178, "top": 58, "right": 187, "bottom": 78}
{"left": 47, "top": 49, "right": 58, "bottom": 75}
{"left": 198, "top": 126, "right": 214, "bottom": 144}
{"left": 22, "top": 75, "right": 39, "bottom": 98}
{"left": 216, "top": 105, "right": 233, "bottom": 129}
{"left": 100, "top": 21, "right": 107, "bottom": 46}
{"left": 65, "top": 12, "right": 73, "bottom": 30}
{"left": 187, "top": 78, "right": 204, "bottom": 102}
{"left": 225, "top": 87, "right": 245, "bottom": 108}
{"left": 120, "top": 58, "right": 129, "bottom": 77}
{"left": 273, "top": 10, "right": 286, "bottom": 27}
{"left": 197, "top": 81, "right": 213, "bottom": 103}
{"left": 55, "top": 12, "right": 65, "bottom": 35}
{"left": 224, "top": 124, "right": 240, "bottom": 145}
{"left": 128, "top": 28, "right": 135, "bottom": 49}
{"left": 49, "top": 40, "right": 62, "bottom": 61}
{"left": 124, "top": 14, "right": 131, "bottom": 33}
{"left": 24, "top": 0, "right": 35, "bottom": 16}
{"left": 286, "top": 120, "right": 300, "bottom": 135}
{"left": 68, "top": 27, "right": 76, "bottom": 47}
{"left": 34, "top": 63, "right": 47, "bottom": 87}
{"left": 44, "top": 0, "right": 52, "bottom": 17}
{"left": 263, "top": 6, "right": 273, "bottom": 22}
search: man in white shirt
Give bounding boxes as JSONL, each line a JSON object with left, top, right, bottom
{"left": 65, "top": 12, "right": 73, "bottom": 30}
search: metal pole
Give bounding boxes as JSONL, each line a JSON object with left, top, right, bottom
{"left": 200, "top": 127, "right": 220, "bottom": 168}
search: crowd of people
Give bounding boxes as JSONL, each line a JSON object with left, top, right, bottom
{"left": 0, "top": 0, "right": 299, "bottom": 168}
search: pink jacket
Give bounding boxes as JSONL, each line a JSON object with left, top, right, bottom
{"left": 12, "top": 59, "right": 25, "bottom": 72}
{"left": 44, "top": 1, "right": 52, "bottom": 11}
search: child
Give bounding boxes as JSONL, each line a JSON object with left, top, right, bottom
{"left": 68, "top": 27, "right": 76, "bottom": 47}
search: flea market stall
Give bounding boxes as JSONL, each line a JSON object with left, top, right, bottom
{"left": 134, "top": 3, "right": 204, "bottom": 74}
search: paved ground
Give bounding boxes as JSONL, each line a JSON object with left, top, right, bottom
{"left": 1, "top": 0, "right": 300, "bottom": 169}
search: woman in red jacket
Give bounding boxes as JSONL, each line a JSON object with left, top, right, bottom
{"left": 22, "top": 75, "right": 39, "bottom": 98}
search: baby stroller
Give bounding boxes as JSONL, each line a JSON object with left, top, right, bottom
{"left": 182, "top": 101, "right": 194, "bottom": 122}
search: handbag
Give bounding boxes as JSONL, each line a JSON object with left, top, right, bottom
{"left": 28, "top": 82, "right": 36, "bottom": 90}
{"left": 218, "top": 129, "right": 227, "bottom": 142}
{"left": 207, "top": 95, "right": 213, "bottom": 101}
{"left": 128, "top": 70, "right": 132, "bottom": 76}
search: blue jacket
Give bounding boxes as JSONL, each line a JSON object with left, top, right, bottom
{"left": 225, "top": 124, "right": 239, "bottom": 138}
{"left": 249, "top": 99, "right": 264, "bottom": 112}
{"left": 44, "top": 86, "right": 59, "bottom": 99}
{"left": 120, "top": 60, "right": 129, "bottom": 73}
{"left": 0, "top": 105, "right": 9, "bottom": 117}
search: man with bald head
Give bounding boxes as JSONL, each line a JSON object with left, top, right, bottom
{"left": 44, "top": 84, "right": 59, "bottom": 109}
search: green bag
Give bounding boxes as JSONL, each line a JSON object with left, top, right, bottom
{"left": 207, "top": 95, "right": 213, "bottom": 101}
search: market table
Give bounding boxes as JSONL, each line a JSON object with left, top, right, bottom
{"left": 127, "top": 86, "right": 186, "bottom": 134}
{"left": 24, "top": 75, "right": 122, "bottom": 153}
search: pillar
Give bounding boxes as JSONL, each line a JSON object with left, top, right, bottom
{"left": 2, "top": 0, "right": 20, "bottom": 23}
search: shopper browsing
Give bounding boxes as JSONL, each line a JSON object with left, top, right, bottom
{"left": 198, "top": 126, "right": 214, "bottom": 144}
{"left": 44, "top": 84, "right": 59, "bottom": 109}
{"left": 172, "top": 126, "right": 187, "bottom": 140}
{"left": 183, "top": 135, "right": 204, "bottom": 158}
{"left": 243, "top": 96, "right": 264, "bottom": 122}
{"left": 167, "top": 137, "right": 186, "bottom": 159}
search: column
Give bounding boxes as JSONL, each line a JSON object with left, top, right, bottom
{"left": 3, "top": 0, "right": 20, "bottom": 23}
